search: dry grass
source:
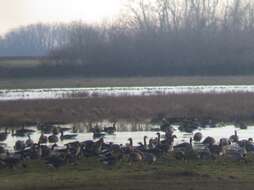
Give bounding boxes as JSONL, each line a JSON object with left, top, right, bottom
{"left": 0, "top": 92, "right": 254, "bottom": 126}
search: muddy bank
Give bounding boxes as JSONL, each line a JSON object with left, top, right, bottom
{"left": 1, "top": 157, "right": 254, "bottom": 190}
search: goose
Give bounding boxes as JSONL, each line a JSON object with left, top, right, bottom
{"left": 38, "top": 133, "right": 48, "bottom": 144}
{"left": 93, "top": 132, "right": 105, "bottom": 139}
{"left": 11, "top": 129, "right": 26, "bottom": 137}
{"left": 137, "top": 136, "right": 148, "bottom": 151}
{"left": 100, "top": 152, "right": 119, "bottom": 165}
{"left": 208, "top": 139, "right": 227, "bottom": 157}
{"left": 132, "top": 136, "right": 157, "bottom": 163}
{"left": 46, "top": 153, "right": 67, "bottom": 168}
{"left": 229, "top": 130, "right": 239, "bottom": 143}
{"left": 27, "top": 144, "right": 42, "bottom": 160}
{"left": 224, "top": 142, "right": 247, "bottom": 162}
{"left": 81, "top": 138, "right": 104, "bottom": 156}
{"left": 98, "top": 142, "right": 122, "bottom": 165}
{"left": 60, "top": 131, "right": 77, "bottom": 141}
{"left": 148, "top": 138, "right": 157, "bottom": 150}
{"left": 110, "top": 143, "right": 123, "bottom": 161}
{"left": 173, "top": 138, "right": 193, "bottom": 160}
{"left": 52, "top": 127, "right": 59, "bottom": 135}
{"left": 141, "top": 152, "right": 157, "bottom": 164}
{"left": 127, "top": 137, "right": 140, "bottom": 152}
{"left": 160, "top": 119, "right": 173, "bottom": 132}
{"left": 128, "top": 151, "right": 143, "bottom": 164}
{"left": 220, "top": 138, "right": 231, "bottom": 146}
{"left": 65, "top": 141, "right": 82, "bottom": 159}
{"left": 83, "top": 140, "right": 104, "bottom": 157}
{"left": 0, "top": 128, "right": 8, "bottom": 142}
{"left": 41, "top": 125, "right": 54, "bottom": 134}
{"left": 197, "top": 147, "right": 213, "bottom": 160}
{"left": 15, "top": 126, "right": 35, "bottom": 136}
{"left": 0, "top": 145, "right": 6, "bottom": 154}
{"left": 92, "top": 127, "right": 105, "bottom": 139}
{"left": 63, "top": 144, "right": 81, "bottom": 164}
{"left": 14, "top": 140, "right": 26, "bottom": 151}
{"left": 143, "top": 136, "right": 148, "bottom": 150}
{"left": 72, "top": 126, "right": 79, "bottom": 133}
{"left": 49, "top": 144, "right": 67, "bottom": 157}
{"left": 166, "top": 135, "right": 177, "bottom": 148}
{"left": 93, "top": 138, "right": 105, "bottom": 155}
{"left": 103, "top": 126, "right": 116, "bottom": 135}
{"left": 236, "top": 122, "right": 247, "bottom": 129}
{"left": 48, "top": 134, "right": 59, "bottom": 143}
{"left": 155, "top": 132, "right": 162, "bottom": 145}
{"left": 25, "top": 135, "right": 34, "bottom": 147}
{"left": 193, "top": 132, "right": 202, "bottom": 142}
{"left": 155, "top": 132, "right": 175, "bottom": 153}
{"left": 174, "top": 138, "right": 193, "bottom": 152}
{"left": 126, "top": 138, "right": 144, "bottom": 163}
{"left": 138, "top": 137, "right": 157, "bottom": 163}
{"left": 238, "top": 139, "right": 254, "bottom": 152}
{"left": 39, "top": 144, "right": 51, "bottom": 159}
{"left": 202, "top": 136, "right": 215, "bottom": 145}
{"left": 81, "top": 140, "right": 95, "bottom": 156}
{"left": 141, "top": 135, "right": 162, "bottom": 157}
{"left": 58, "top": 127, "right": 71, "bottom": 132}
{"left": 1, "top": 151, "right": 26, "bottom": 169}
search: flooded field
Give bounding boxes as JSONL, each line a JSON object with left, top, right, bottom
{"left": 1, "top": 121, "right": 253, "bottom": 151}
{"left": 1, "top": 85, "right": 254, "bottom": 100}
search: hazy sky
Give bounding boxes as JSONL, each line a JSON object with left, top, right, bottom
{"left": 0, "top": 0, "right": 125, "bottom": 35}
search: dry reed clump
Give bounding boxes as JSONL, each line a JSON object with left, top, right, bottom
{"left": 0, "top": 92, "right": 254, "bottom": 126}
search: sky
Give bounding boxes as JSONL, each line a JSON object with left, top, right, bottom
{"left": 0, "top": 0, "right": 126, "bottom": 35}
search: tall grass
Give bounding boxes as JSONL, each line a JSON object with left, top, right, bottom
{"left": 0, "top": 92, "right": 254, "bottom": 126}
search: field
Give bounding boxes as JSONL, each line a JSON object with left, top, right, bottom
{"left": 1, "top": 156, "right": 254, "bottom": 190}
{"left": 1, "top": 59, "right": 254, "bottom": 89}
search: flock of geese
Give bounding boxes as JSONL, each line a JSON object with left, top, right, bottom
{"left": 0, "top": 123, "right": 253, "bottom": 169}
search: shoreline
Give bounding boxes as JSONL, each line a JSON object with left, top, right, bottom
{"left": 1, "top": 76, "right": 254, "bottom": 89}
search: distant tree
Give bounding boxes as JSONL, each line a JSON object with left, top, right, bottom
{"left": 2, "top": 0, "right": 254, "bottom": 77}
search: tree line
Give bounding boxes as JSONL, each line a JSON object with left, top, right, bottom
{"left": 1, "top": 0, "right": 254, "bottom": 77}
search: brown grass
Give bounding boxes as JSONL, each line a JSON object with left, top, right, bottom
{"left": 0, "top": 92, "right": 254, "bottom": 126}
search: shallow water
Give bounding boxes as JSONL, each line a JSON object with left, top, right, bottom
{"left": 1, "top": 123, "right": 253, "bottom": 151}
{"left": 1, "top": 85, "right": 254, "bottom": 101}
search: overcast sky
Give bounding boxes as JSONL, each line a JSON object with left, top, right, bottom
{"left": 0, "top": 0, "right": 125, "bottom": 35}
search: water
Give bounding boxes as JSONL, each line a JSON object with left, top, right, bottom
{"left": 1, "top": 85, "right": 254, "bottom": 101}
{"left": 1, "top": 123, "right": 253, "bottom": 151}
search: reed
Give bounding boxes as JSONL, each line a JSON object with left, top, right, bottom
{"left": 0, "top": 92, "right": 254, "bottom": 126}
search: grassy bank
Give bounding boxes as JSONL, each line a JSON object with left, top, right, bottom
{"left": 1, "top": 156, "right": 254, "bottom": 190}
{"left": 2, "top": 76, "right": 254, "bottom": 89}
{"left": 1, "top": 93, "right": 254, "bottom": 127}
